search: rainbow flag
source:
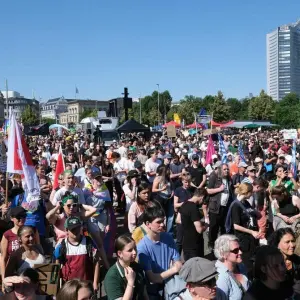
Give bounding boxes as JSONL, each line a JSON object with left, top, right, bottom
{"left": 3, "top": 119, "right": 10, "bottom": 135}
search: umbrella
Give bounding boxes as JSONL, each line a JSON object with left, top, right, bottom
{"left": 80, "top": 117, "right": 97, "bottom": 124}
{"left": 49, "top": 124, "right": 69, "bottom": 131}
{"left": 162, "top": 121, "right": 181, "bottom": 128}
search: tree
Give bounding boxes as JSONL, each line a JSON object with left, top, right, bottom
{"left": 274, "top": 93, "right": 300, "bottom": 128}
{"left": 79, "top": 108, "right": 97, "bottom": 122}
{"left": 177, "top": 95, "right": 203, "bottom": 124}
{"left": 202, "top": 95, "right": 215, "bottom": 111}
{"left": 21, "top": 105, "right": 39, "bottom": 125}
{"left": 227, "top": 98, "right": 242, "bottom": 120}
{"left": 210, "top": 91, "right": 231, "bottom": 122}
{"left": 41, "top": 118, "right": 56, "bottom": 125}
{"left": 248, "top": 90, "right": 275, "bottom": 121}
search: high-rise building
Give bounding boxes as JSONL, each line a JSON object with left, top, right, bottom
{"left": 267, "top": 20, "right": 300, "bottom": 100}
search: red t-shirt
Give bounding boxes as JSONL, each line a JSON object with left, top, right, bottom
{"left": 3, "top": 229, "right": 19, "bottom": 257}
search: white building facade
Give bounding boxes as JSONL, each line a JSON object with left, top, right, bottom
{"left": 41, "top": 97, "right": 68, "bottom": 121}
{"left": 267, "top": 20, "right": 300, "bottom": 100}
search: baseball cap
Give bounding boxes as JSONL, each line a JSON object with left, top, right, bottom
{"left": 134, "top": 160, "right": 143, "bottom": 169}
{"left": 238, "top": 162, "right": 248, "bottom": 168}
{"left": 127, "top": 170, "right": 139, "bottom": 178}
{"left": 247, "top": 166, "right": 256, "bottom": 172}
{"left": 10, "top": 206, "right": 27, "bottom": 219}
{"left": 64, "top": 216, "right": 82, "bottom": 230}
{"left": 165, "top": 154, "right": 172, "bottom": 159}
{"left": 192, "top": 154, "right": 199, "bottom": 160}
{"left": 92, "top": 171, "right": 102, "bottom": 179}
{"left": 179, "top": 257, "right": 218, "bottom": 283}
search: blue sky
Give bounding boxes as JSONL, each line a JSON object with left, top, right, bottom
{"left": 1, "top": 0, "right": 300, "bottom": 102}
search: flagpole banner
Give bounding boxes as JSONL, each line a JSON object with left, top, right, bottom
{"left": 7, "top": 111, "right": 40, "bottom": 202}
{"left": 205, "top": 136, "right": 216, "bottom": 166}
{"left": 53, "top": 145, "right": 65, "bottom": 190}
{"left": 218, "top": 134, "right": 228, "bottom": 164}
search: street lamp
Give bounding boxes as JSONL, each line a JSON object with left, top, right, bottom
{"left": 157, "top": 84, "right": 160, "bottom": 125}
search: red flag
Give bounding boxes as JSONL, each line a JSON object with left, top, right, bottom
{"left": 205, "top": 135, "right": 216, "bottom": 166}
{"left": 53, "top": 145, "right": 65, "bottom": 190}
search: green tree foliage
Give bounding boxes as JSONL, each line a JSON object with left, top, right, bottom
{"left": 79, "top": 108, "right": 97, "bottom": 122}
{"left": 227, "top": 98, "right": 242, "bottom": 120}
{"left": 41, "top": 118, "right": 56, "bottom": 125}
{"left": 21, "top": 105, "right": 39, "bottom": 125}
{"left": 248, "top": 90, "right": 275, "bottom": 120}
{"left": 210, "top": 91, "right": 231, "bottom": 122}
{"left": 274, "top": 93, "right": 300, "bottom": 128}
{"left": 177, "top": 95, "right": 203, "bottom": 124}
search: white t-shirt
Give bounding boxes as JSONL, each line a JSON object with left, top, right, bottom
{"left": 113, "top": 157, "right": 128, "bottom": 182}
{"left": 51, "top": 186, "right": 86, "bottom": 206}
{"left": 145, "top": 158, "right": 161, "bottom": 183}
{"left": 126, "top": 160, "right": 135, "bottom": 171}
{"left": 220, "top": 179, "right": 229, "bottom": 206}
{"left": 123, "top": 183, "right": 137, "bottom": 212}
{"left": 118, "top": 146, "right": 128, "bottom": 158}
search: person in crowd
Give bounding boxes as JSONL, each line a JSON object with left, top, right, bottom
{"left": 180, "top": 188, "right": 207, "bottom": 260}
{"left": 268, "top": 228, "right": 300, "bottom": 297}
{"left": 229, "top": 154, "right": 240, "bottom": 177}
{"left": 126, "top": 151, "right": 136, "bottom": 171}
{"left": 5, "top": 226, "right": 46, "bottom": 277}
{"left": 83, "top": 167, "right": 93, "bottom": 189}
{"left": 270, "top": 185, "right": 300, "bottom": 230}
{"left": 174, "top": 174, "right": 193, "bottom": 254}
{"left": 207, "top": 163, "right": 233, "bottom": 249}
{"left": 241, "top": 165, "right": 257, "bottom": 185}
{"left": 179, "top": 256, "right": 222, "bottom": 300}
{"left": 56, "top": 279, "right": 94, "bottom": 300}
{"left": 169, "top": 154, "right": 185, "bottom": 189}
{"left": 85, "top": 171, "right": 111, "bottom": 242}
{"left": 118, "top": 140, "right": 128, "bottom": 159}
{"left": 47, "top": 159, "right": 57, "bottom": 184}
{"left": 54, "top": 216, "right": 100, "bottom": 289}
{"left": 214, "top": 234, "right": 249, "bottom": 300}
{"left": 254, "top": 157, "right": 266, "bottom": 178}
{"left": 145, "top": 150, "right": 161, "bottom": 185}
{"left": 104, "top": 235, "right": 148, "bottom": 300}
{"left": 133, "top": 160, "right": 149, "bottom": 183}
{"left": 242, "top": 246, "right": 290, "bottom": 300}
{"left": 226, "top": 183, "right": 262, "bottom": 272}
{"left": 51, "top": 170, "right": 86, "bottom": 206}
{"left": 101, "top": 156, "right": 114, "bottom": 201}
{"left": 270, "top": 165, "right": 296, "bottom": 194}
{"left": 137, "top": 148, "right": 148, "bottom": 165}
{"left": 265, "top": 146, "right": 278, "bottom": 180}
{"left": 123, "top": 170, "right": 139, "bottom": 214}
{"left": 137, "top": 205, "right": 182, "bottom": 298}
{"left": 64, "top": 151, "right": 79, "bottom": 173}
{"left": 187, "top": 154, "right": 207, "bottom": 191}
{"left": 112, "top": 151, "right": 127, "bottom": 212}
{"left": 0, "top": 207, "right": 27, "bottom": 284}
{"left": 232, "top": 162, "right": 248, "bottom": 187}
{"left": 128, "top": 182, "right": 151, "bottom": 233}
{"left": 49, "top": 173, "right": 64, "bottom": 204}
{"left": 2, "top": 268, "right": 52, "bottom": 300}
{"left": 36, "top": 164, "right": 52, "bottom": 197}
{"left": 152, "top": 164, "right": 174, "bottom": 233}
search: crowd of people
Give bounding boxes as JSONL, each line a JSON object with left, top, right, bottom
{"left": 0, "top": 129, "right": 300, "bottom": 299}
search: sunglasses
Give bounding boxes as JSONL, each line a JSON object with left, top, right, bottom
{"left": 66, "top": 203, "right": 79, "bottom": 209}
{"left": 230, "top": 247, "right": 241, "bottom": 254}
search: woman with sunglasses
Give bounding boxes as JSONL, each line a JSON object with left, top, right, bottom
{"left": 0, "top": 207, "right": 27, "bottom": 287}
{"left": 46, "top": 193, "right": 96, "bottom": 243}
{"left": 243, "top": 246, "right": 289, "bottom": 300}
{"left": 214, "top": 234, "right": 249, "bottom": 300}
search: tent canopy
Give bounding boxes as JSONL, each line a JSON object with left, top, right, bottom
{"left": 117, "top": 119, "right": 150, "bottom": 133}
{"left": 163, "top": 121, "right": 181, "bottom": 128}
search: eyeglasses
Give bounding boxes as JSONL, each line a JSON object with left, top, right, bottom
{"left": 197, "top": 278, "right": 216, "bottom": 288}
{"left": 230, "top": 247, "right": 241, "bottom": 254}
{"left": 66, "top": 204, "right": 79, "bottom": 209}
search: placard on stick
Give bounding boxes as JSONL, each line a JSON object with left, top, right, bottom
{"left": 167, "top": 125, "right": 176, "bottom": 137}
{"left": 34, "top": 264, "right": 60, "bottom": 296}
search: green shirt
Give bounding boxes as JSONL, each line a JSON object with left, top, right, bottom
{"left": 104, "top": 261, "right": 145, "bottom": 300}
{"left": 270, "top": 179, "right": 294, "bottom": 194}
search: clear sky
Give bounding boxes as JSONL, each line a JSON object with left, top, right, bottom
{"left": 1, "top": 0, "right": 300, "bottom": 102}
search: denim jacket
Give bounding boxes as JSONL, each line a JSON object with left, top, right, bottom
{"left": 215, "top": 260, "right": 249, "bottom": 300}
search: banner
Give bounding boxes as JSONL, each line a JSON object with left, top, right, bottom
{"left": 174, "top": 113, "right": 181, "bottom": 124}
{"left": 281, "top": 129, "right": 297, "bottom": 140}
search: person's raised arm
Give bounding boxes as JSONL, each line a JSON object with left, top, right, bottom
{"left": 0, "top": 235, "right": 8, "bottom": 284}
{"left": 45, "top": 203, "right": 60, "bottom": 224}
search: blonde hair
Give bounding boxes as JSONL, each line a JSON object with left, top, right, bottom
{"left": 235, "top": 182, "right": 253, "bottom": 196}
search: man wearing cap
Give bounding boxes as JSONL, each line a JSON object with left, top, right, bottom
{"left": 134, "top": 160, "right": 149, "bottom": 183}
{"left": 276, "top": 154, "right": 289, "bottom": 171}
{"left": 232, "top": 162, "right": 248, "bottom": 188}
{"left": 241, "top": 166, "right": 257, "bottom": 185}
{"left": 179, "top": 257, "right": 223, "bottom": 299}
{"left": 54, "top": 216, "right": 100, "bottom": 289}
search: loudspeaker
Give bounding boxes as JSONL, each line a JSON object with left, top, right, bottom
{"left": 123, "top": 97, "right": 132, "bottom": 109}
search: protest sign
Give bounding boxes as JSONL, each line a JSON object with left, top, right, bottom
{"left": 34, "top": 264, "right": 60, "bottom": 296}
{"left": 167, "top": 125, "right": 176, "bottom": 137}
{"left": 281, "top": 129, "right": 297, "bottom": 140}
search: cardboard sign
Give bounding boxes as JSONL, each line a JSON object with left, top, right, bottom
{"left": 281, "top": 129, "right": 297, "bottom": 140}
{"left": 202, "top": 128, "right": 218, "bottom": 136}
{"left": 167, "top": 125, "right": 176, "bottom": 137}
{"left": 34, "top": 264, "right": 60, "bottom": 296}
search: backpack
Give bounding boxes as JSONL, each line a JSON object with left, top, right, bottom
{"left": 59, "top": 236, "right": 94, "bottom": 265}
